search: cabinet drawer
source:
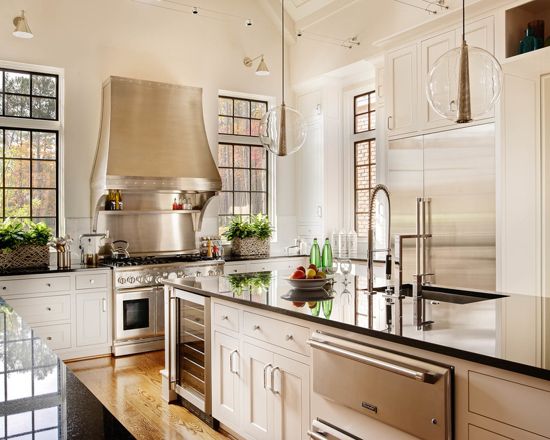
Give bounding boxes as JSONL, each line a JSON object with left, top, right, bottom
{"left": 243, "top": 311, "right": 309, "bottom": 356}
{"left": 469, "top": 371, "right": 550, "bottom": 438}
{"left": 33, "top": 323, "right": 72, "bottom": 350}
{"left": 213, "top": 303, "right": 239, "bottom": 333}
{"left": 9, "top": 295, "right": 71, "bottom": 324}
{"left": 468, "top": 425, "right": 510, "bottom": 440}
{"left": 224, "top": 263, "right": 249, "bottom": 274}
{"left": 0, "top": 276, "right": 70, "bottom": 295}
{"left": 76, "top": 273, "right": 108, "bottom": 290}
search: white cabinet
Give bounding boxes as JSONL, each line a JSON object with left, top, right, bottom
{"left": 420, "top": 30, "right": 456, "bottom": 129}
{"left": 224, "top": 262, "right": 249, "bottom": 274}
{"left": 224, "top": 257, "right": 308, "bottom": 277}
{"left": 386, "top": 44, "right": 418, "bottom": 137}
{"left": 76, "top": 290, "right": 108, "bottom": 347}
{"left": 241, "top": 341, "right": 310, "bottom": 440}
{"left": 212, "top": 331, "right": 241, "bottom": 432}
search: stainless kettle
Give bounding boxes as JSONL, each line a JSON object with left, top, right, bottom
{"left": 111, "top": 240, "right": 130, "bottom": 260}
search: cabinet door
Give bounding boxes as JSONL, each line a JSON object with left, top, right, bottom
{"left": 76, "top": 291, "right": 108, "bottom": 346}
{"left": 273, "top": 354, "right": 310, "bottom": 440}
{"left": 386, "top": 44, "right": 418, "bottom": 137}
{"left": 420, "top": 30, "right": 456, "bottom": 129}
{"left": 241, "top": 342, "right": 274, "bottom": 440}
{"left": 212, "top": 331, "right": 240, "bottom": 432}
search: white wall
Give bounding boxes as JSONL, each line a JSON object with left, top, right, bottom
{"left": 0, "top": 0, "right": 297, "bottom": 249}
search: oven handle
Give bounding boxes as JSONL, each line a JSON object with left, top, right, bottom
{"left": 307, "top": 338, "right": 438, "bottom": 383}
{"left": 115, "top": 286, "right": 157, "bottom": 294}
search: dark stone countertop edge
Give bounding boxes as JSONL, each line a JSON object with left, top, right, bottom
{"left": 163, "top": 279, "right": 550, "bottom": 382}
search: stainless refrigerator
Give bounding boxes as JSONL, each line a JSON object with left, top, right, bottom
{"left": 388, "top": 123, "right": 496, "bottom": 291}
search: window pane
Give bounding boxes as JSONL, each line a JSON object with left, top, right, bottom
{"left": 32, "top": 75, "right": 57, "bottom": 97}
{"left": 370, "top": 140, "right": 376, "bottom": 160}
{"left": 4, "top": 71, "right": 30, "bottom": 94}
{"left": 251, "top": 192, "right": 266, "bottom": 215}
{"left": 234, "top": 169, "right": 250, "bottom": 191}
{"left": 34, "top": 365, "right": 59, "bottom": 396}
{"left": 220, "top": 168, "right": 233, "bottom": 191}
{"left": 234, "top": 99, "right": 250, "bottom": 117}
{"left": 5, "top": 189, "right": 30, "bottom": 217}
{"left": 370, "top": 112, "right": 376, "bottom": 131}
{"left": 7, "top": 409, "right": 32, "bottom": 436}
{"left": 32, "top": 132, "right": 57, "bottom": 159}
{"left": 34, "top": 407, "right": 59, "bottom": 430}
{"left": 355, "top": 94, "right": 369, "bottom": 114}
{"left": 355, "top": 114, "right": 369, "bottom": 133}
{"left": 218, "top": 97, "right": 233, "bottom": 116}
{"left": 0, "top": 93, "right": 3, "bottom": 114}
{"left": 5, "top": 95, "right": 30, "bottom": 117}
{"left": 218, "top": 215, "right": 232, "bottom": 229}
{"left": 250, "top": 119, "right": 261, "bottom": 137}
{"left": 0, "top": 74, "right": 2, "bottom": 91}
{"left": 218, "top": 116, "right": 233, "bottom": 134}
{"left": 33, "top": 217, "right": 56, "bottom": 233}
{"left": 356, "top": 165, "right": 369, "bottom": 190}
{"left": 6, "top": 340, "right": 32, "bottom": 371}
{"left": 5, "top": 160, "right": 30, "bottom": 187}
{"left": 251, "top": 147, "right": 266, "bottom": 169}
{"left": 355, "top": 141, "right": 370, "bottom": 166}
{"left": 234, "top": 118, "right": 250, "bottom": 136}
{"left": 251, "top": 101, "right": 267, "bottom": 119}
{"left": 234, "top": 145, "right": 250, "bottom": 168}
{"left": 32, "top": 339, "right": 57, "bottom": 368}
{"left": 217, "top": 143, "right": 232, "bottom": 167}
{"left": 7, "top": 371, "right": 32, "bottom": 400}
{"left": 5, "top": 130, "right": 31, "bottom": 158}
{"left": 370, "top": 164, "right": 377, "bottom": 186}
{"left": 251, "top": 170, "right": 266, "bottom": 191}
{"left": 33, "top": 190, "right": 56, "bottom": 217}
{"left": 356, "top": 214, "right": 368, "bottom": 237}
{"left": 32, "top": 97, "right": 57, "bottom": 120}
{"left": 356, "top": 190, "right": 370, "bottom": 213}
{"left": 234, "top": 192, "right": 250, "bottom": 215}
{"left": 219, "top": 192, "right": 233, "bottom": 215}
{"left": 32, "top": 161, "right": 56, "bottom": 188}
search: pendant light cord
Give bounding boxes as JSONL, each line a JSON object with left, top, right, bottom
{"left": 281, "top": 0, "right": 285, "bottom": 106}
{"left": 462, "top": 0, "right": 465, "bottom": 43}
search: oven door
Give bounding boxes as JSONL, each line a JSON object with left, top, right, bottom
{"left": 115, "top": 287, "right": 156, "bottom": 341}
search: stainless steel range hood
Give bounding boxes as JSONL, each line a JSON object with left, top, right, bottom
{"left": 90, "top": 76, "right": 222, "bottom": 254}
{"left": 91, "top": 76, "right": 221, "bottom": 209}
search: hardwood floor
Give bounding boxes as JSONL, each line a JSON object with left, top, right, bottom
{"left": 67, "top": 351, "right": 229, "bottom": 440}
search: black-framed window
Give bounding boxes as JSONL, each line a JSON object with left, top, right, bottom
{"left": 0, "top": 128, "right": 58, "bottom": 233}
{"left": 217, "top": 143, "right": 268, "bottom": 229}
{"left": 354, "top": 138, "right": 376, "bottom": 237}
{"left": 0, "top": 69, "right": 59, "bottom": 121}
{"left": 218, "top": 96, "right": 268, "bottom": 137}
{"left": 354, "top": 91, "right": 376, "bottom": 133}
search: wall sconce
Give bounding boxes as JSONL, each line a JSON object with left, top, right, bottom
{"left": 13, "top": 10, "right": 33, "bottom": 39}
{"left": 243, "top": 55, "right": 270, "bottom": 76}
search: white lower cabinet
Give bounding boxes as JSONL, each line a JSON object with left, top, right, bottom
{"left": 76, "top": 290, "right": 108, "bottom": 346}
{"left": 212, "top": 331, "right": 241, "bottom": 432}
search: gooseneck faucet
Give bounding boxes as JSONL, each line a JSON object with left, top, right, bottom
{"left": 367, "top": 184, "right": 392, "bottom": 296}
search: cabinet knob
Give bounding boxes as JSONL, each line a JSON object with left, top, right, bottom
{"left": 285, "top": 334, "right": 293, "bottom": 341}
{"left": 90, "top": 279, "right": 95, "bottom": 284}
{"left": 46, "top": 283, "right": 51, "bottom": 287}
{"left": 2, "top": 286, "right": 6, "bottom": 290}
{"left": 46, "top": 336, "right": 52, "bottom": 341}
{"left": 46, "top": 307, "right": 52, "bottom": 311}
{"left": 253, "top": 325, "right": 260, "bottom": 331}
{"left": 221, "top": 315, "right": 228, "bottom": 321}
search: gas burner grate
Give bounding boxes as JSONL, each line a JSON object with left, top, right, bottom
{"left": 102, "top": 253, "right": 216, "bottom": 267}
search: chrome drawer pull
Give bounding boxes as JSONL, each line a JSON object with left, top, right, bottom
{"left": 307, "top": 339, "right": 438, "bottom": 383}
{"left": 221, "top": 315, "right": 228, "bottom": 321}
{"left": 46, "top": 336, "right": 52, "bottom": 341}
{"left": 307, "top": 432, "right": 327, "bottom": 440}
{"left": 263, "top": 363, "right": 273, "bottom": 390}
{"left": 229, "top": 350, "right": 239, "bottom": 375}
{"left": 253, "top": 325, "right": 260, "bottom": 331}
{"left": 46, "top": 307, "right": 52, "bottom": 311}
{"left": 285, "top": 334, "right": 293, "bottom": 341}
{"left": 270, "top": 367, "right": 281, "bottom": 394}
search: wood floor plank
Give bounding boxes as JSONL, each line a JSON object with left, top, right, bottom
{"left": 67, "top": 351, "right": 228, "bottom": 440}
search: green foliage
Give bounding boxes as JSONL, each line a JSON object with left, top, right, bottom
{"left": 0, "top": 218, "right": 53, "bottom": 252}
{"left": 223, "top": 214, "right": 273, "bottom": 241}
{"left": 227, "top": 272, "right": 273, "bottom": 296}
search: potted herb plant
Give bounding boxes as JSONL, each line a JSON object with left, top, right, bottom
{"left": 0, "top": 219, "right": 53, "bottom": 270}
{"left": 224, "top": 214, "right": 273, "bottom": 257}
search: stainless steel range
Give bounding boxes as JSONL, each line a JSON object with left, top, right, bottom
{"left": 105, "top": 255, "right": 223, "bottom": 356}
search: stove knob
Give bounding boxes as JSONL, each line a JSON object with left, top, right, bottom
{"left": 168, "top": 272, "right": 177, "bottom": 280}
{"left": 163, "top": 272, "right": 168, "bottom": 278}
{"left": 176, "top": 271, "right": 184, "bottom": 277}
{"left": 208, "top": 270, "right": 215, "bottom": 276}
{"left": 195, "top": 271, "right": 202, "bottom": 277}
{"left": 155, "top": 275, "right": 162, "bottom": 284}
{"left": 145, "top": 275, "right": 154, "bottom": 283}
{"left": 136, "top": 276, "right": 143, "bottom": 284}
{"left": 128, "top": 276, "right": 136, "bottom": 284}
{"left": 117, "top": 277, "right": 126, "bottom": 285}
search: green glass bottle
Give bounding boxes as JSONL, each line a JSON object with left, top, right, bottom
{"left": 322, "top": 299, "right": 333, "bottom": 319}
{"left": 321, "top": 237, "right": 333, "bottom": 271}
{"left": 309, "top": 238, "right": 321, "bottom": 268}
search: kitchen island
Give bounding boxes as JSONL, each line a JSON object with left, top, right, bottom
{"left": 163, "top": 269, "right": 550, "bottom": 440}
{"left": 0, "top": 298, "right": 134, "bottom": 439}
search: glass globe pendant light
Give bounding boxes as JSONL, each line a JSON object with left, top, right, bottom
{"left": 260, "top": 0, "right": 306, "bottom": 156}
{"left": 426, "top": 0, "right": 502, "bottom": 123}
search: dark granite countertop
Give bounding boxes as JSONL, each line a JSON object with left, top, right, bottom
{"left": 0, "top": 299, "right": 134, "bottom": 439}
{"left": 0, "top": 265, "right": 111, "bottom": 277}
{"left": 164, "top": 270, "right": 550, "bottom": 381}
{"left": 223, "top": 253, "right": 308, "bottom": 262}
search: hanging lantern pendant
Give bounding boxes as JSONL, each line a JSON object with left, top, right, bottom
{"left": 457, "top": 41, "right": 472, "bottom": 124}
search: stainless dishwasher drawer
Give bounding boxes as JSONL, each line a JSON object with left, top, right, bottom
{"left": 308, "top": 332, "right": 452, "bottom": 440}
